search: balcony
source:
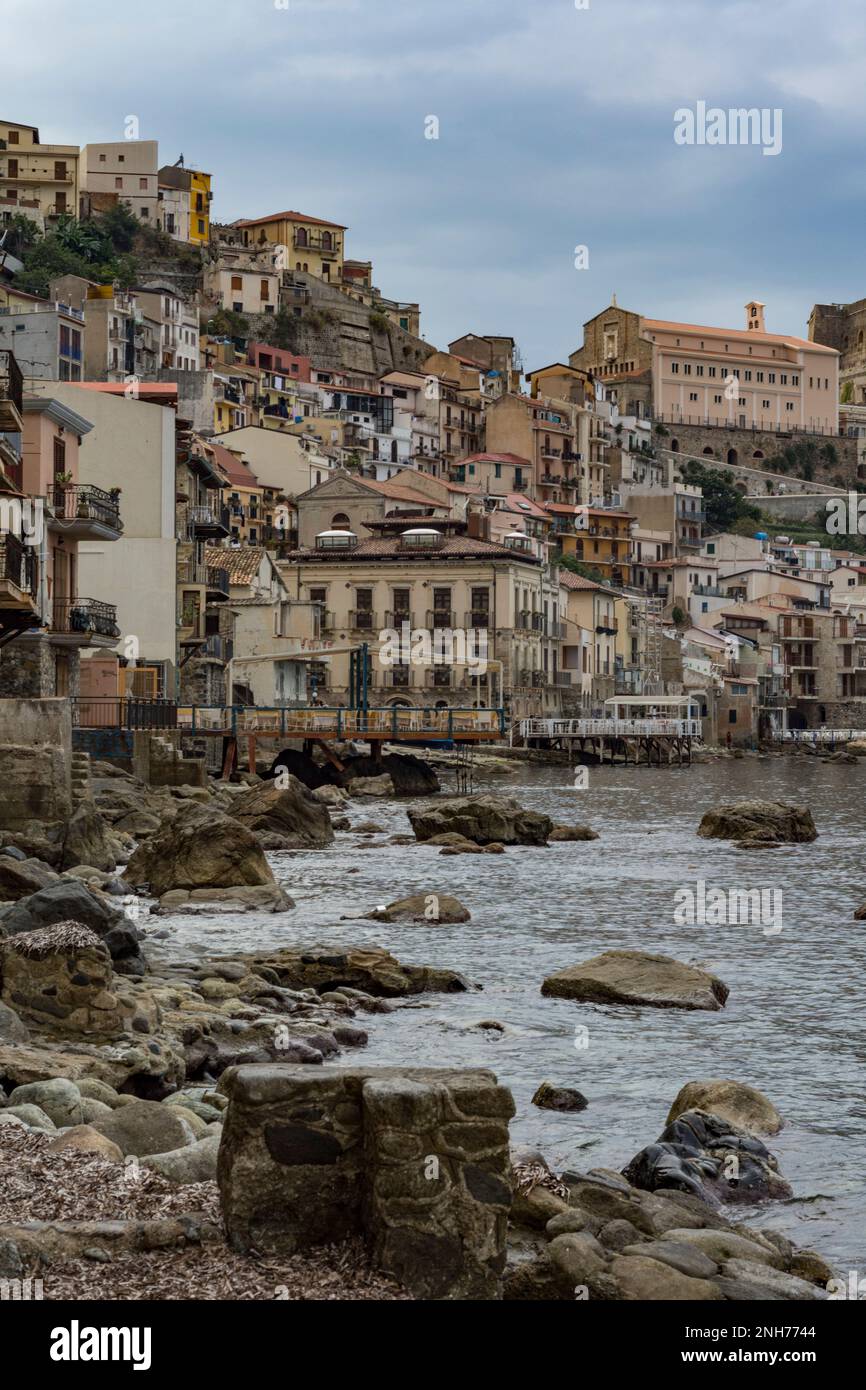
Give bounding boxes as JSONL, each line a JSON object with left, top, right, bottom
{"left": 206, "top": 566, "right": 230, "bottom": 601}
{"left": 51, "top": 597, "right": 119, "bottom": 647}
{"left": 349, "top": 608, "right": 378, "bottom": 633}
{"left": 199, "top": 633, "right": 233, "bottom": 662}
{"left": 464, "top": 610, "right": 491, "bottom": 630}
{"left": 187, "top": 503, "right": 230, "bottom": 539}
{"left": 0, "top": 535, "right": 39, "bottom": 618}
{"left": 0, "top": 350, "right": 23, "bottom": 431}
{"left": 380, "top": 668, "right": 415, "bottom": 689}
{"left": 384, "top": 610, "right": 415, "bottom": 629}
{"left": 426, "top": 608, "right": 456, "bottom": 629}
{"left": 50, "top": 483, "right": 122, "bottom": 540}
{"left": 293, "top": 232, "right": 340, "bottom": 254}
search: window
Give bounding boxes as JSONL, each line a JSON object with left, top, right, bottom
{"left": 781, "top": 374, "right": 787, "bottom": 385}
{"left": 689, "top": 392, "right": 698, "bottom": 401}
{"left": 714, "top": 394, "right": 722, "bottom": 404}
{"left": 708, "top": 366, "right": 716, "bottom": 377}
{"left": 683, "top": 363, "right": 692, "bottom": 375}
{"left": 696, "top": 365, "right": 704, "bottom": 376}
{"left": 762, "top": 399, "right": 771, "bottom": 409}
{"left": 231, "top": 276, "right": 242, "bottom": 291}
{"left": 114, "top": 176, "right": 123, "bottom": 188}
{"left": 728, "top": 709, "right": 737, "bottom": 723}
{"left": 198, "top": 219, "right": 205, "bottom": 234}
{"left": 671, "top": 362, "right": 679, "bottom": 373}
{"left": 786, "top": 401, "right": 795, "bottom": 411}
{"left": 757, "top": 371, "right": 764, "bottom": 382}
{"left": 8, "top": 130, "right": 19, "bottom": 144}
{"left": 768, "top": 372, "right": 776, "bottom": 383}
{"left": 494, "top": 462, "right": 501, "bottom": 478}
{"left": 140, "top": 207, "right": 148, "bottom": 218}
{"left": 744, "top": 370, "right": 752, "bottom": 381}
{"left": 139, "top": 177, "right": 148, "bottom": 190}
{"left": 118, "top": 154, "right": 125, "bottom": 162}
{"left": 99, "top": 153, "right": 106, "bottom": 162}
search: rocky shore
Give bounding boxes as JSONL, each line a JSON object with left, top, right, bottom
{"left": 0, "top": 757, "right": 843, "bottom": 1300}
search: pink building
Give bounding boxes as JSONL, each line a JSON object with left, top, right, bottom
{"left": 247, "top": 342, "right": 311, "bottom": 382}
{"left": 647, "top": 302, "right": 839, "bottom": 435}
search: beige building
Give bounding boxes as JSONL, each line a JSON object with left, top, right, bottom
{"left": 205, "top": 546, "right": 313, "bottom": 707}
{"left": 81, "top": 141, "right": 159, "bottom": 224}
{"left": 0, "top": 120, "right": 79, "bottom": 220}
{"left": 234, "top": 211, "right": 346, "bottom": 284}
{"left": 204, "top": 244, "right": 281, "bottom": 319}
{"left": 559, "top": 571, "right": 618, "bottom": 707}
{"left": 134, "top": 285, "right": 199, "bottom": 372}
{"left": 214, "top": 425, "right": 331, "bottom": 500}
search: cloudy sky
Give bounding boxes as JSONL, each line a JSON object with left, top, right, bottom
{"left": 4, "top": 0, "right": 863, "bottom": 369}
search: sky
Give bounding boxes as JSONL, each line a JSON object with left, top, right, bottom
{"left": 4, "top": 0, "right": 865, "bottom": 371}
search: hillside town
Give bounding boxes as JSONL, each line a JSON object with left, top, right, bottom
{"left": 2, "top": 121, "right": 866, "bottom": 750}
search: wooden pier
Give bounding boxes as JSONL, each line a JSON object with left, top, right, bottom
{"left": 515, "top": 713, "right": 703, "bottom": 767}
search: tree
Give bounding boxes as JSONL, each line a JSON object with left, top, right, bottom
{"left": 1, "top": 213, "right": 40, "bottom": 259}
{"left": 558, "top": 553, "right": 607, "bottom": 586}
{"left": 677, "top": 460, "right": 761, "bottom": 530}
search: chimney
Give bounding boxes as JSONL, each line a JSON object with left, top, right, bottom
{"left": 745, "top": 301, "right": 766, "bottom": 333}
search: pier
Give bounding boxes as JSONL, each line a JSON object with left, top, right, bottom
{"left": 515, "top": 696, "right": 703, "bottom": 766}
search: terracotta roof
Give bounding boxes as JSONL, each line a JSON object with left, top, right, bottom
{"left": 285, "top": 535, "right": 539, "bottom": 563}
{"left": 362, "top": 477, "right": 444, "bottom": 507}
{"left": 642, "top": 317, "right": 838, "bottom": 356}
{"left": 74, "top": 382, "right": 178, "bottom": 401}
{"left": 559, "top": 571, "right": 609, "bottom": 592}
{"left": 645, "top": 557, "right": 718, "bottom": 569}
{"left": 205, "top": 546, "right": 267, "bottom": 584}
{"left": 459, "top": 452, "right": 531, "bottom": 467}
{"left": 233, "top": 211, "right": 347, "bottom": 230}
{"left": 205, "top": 440, "right": 259, "bottom": 488}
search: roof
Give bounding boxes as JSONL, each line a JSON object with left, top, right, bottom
{"left": 459, "top": 452, "right": 531, "bottom": 467}
{"left": 284, "top": 534, "right": 540, "bottom": 563}
{"left": 501, "top": 492, "right": 549, "bottom": 518}
{"left": 205, "top": 440, "right": 259, "bottom": 488}
{"left": 74, "top": 382, "right": 178, "bottom": 401}
{"left": 362, "top": 477, "right": 443, "bottom": 507}
{"left": 205, "top": 546, "right": 267, "bottom": 585}
{"left": 721, "top": 566, "right": 829, "bottom": 588}
{"left": 559, "top": 571, "right": 609, "bottom": 593}
{"left": 645, "top": 557, "right": 718, "bottom": 569}
{"left": 233, "top": 210, "right": 347, "bottom": 230}
{"left": 642, "top": 317, "right": 838, "bottom": 357}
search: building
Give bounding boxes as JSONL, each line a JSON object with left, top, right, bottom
{"left": 80, "top": 141, "right": 159, "bottom": 224}
{"left": 214, "top": 425, "right": 330, "bottom": 501}
{"left": 203, "top": 245, "right": 281, "bottom": 318}
{"left": 551, "top": 504, "right": 633, "bottom": 586}
{"left": 48, "top": 276, "right": 141, "bottom": 383}
{"left": 157, "top": 163, "right": 212, "bottom": 245}
{"left": 0, "top": 119, "right": 79, "bottom": 221}
{"left": 156, "top": 177, "right": 190, "bottom": 242}
{"left": 558, "top": 570, "right": 619, "bottom": 708}
{"left": 0, "top": 393, "right": 123, "bottom": 699}
{"left": 133, "top": 285, "right": 200, "bottom": 372}
{"left": 205, "top": 545, "right": 312, "bottom": 707}
{"left": 484, "top": 392, "right": 589, "bottom": 504}
{"left": 0, "top": 290, "right": 85, "bottom": 382}
{"left": 0, "top": 349, "right": 40, "bottom": 648}
{"left": 809, "top": 299, "right": 866, "bottom": 406}
{"left": 233, "top": 211, "right": 346, "bottom": 284}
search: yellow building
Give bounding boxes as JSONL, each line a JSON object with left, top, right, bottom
{"left": 0, "top": 120, "right": 79, "bottom": 221}
{"left": 234, "top": 210, "right": 346, "bottom": 284}
{"left": 157, "top": 163, "right": 212, "bottom": 244}
{"left": 553, "top": 505, "right": 633, "bottom": 586}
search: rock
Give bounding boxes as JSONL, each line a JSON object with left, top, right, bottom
{"left": 511, "top": 1186, "right": 571, "bottom": 1229}
{"left": 697, "top": 800, "right": 817, "bottom": 844}
{"left": 154, "top": 885, "right": 294, "bottom": 915}
{"left": 363, "top": 893, "right": 470, "bottom": 924}
{"left": 59, "top": 802, "right": 118, "bottom": 872}
{"left": 0, "top": 846, "right": 27, "bottom": 861}
{"left": 90, "top": 1099, "right": 196, "bottom": 1157}
{"left": 714, "top": 1258, "right": 827, "bottom": 1300}
{"left": 0, "top": 1238, "right": 23, "bottom": 1278}
{"left": 667, "top": 1080, "right": 783, "bottom": 1135}
{"left": 408, "top": 795, "right": 552, "bottom": 846}
{"left": 789, "top": 1250, "right": 835, "bottom": 1286}
{"left": 596, "top": 1219, "right": 646, "bottom": 1251}
{"left": 7, "top": 1078, "right": 84, "bottom": 1127}
{"left": 311, "top": 784, "right": 347, "bottom": 807}
{"left": 549, "top": 824, "right": 599, "bottom": 841}
{"left": 0, "top": 1113, "right": 26, "bottom": 1130}
{"left": 228, "top": 777, "right": 334, "bottom": 848}
{"left": 610, "top": 1254, "right": 723, "bottom": 1300}
{"left": 623, "top": 1109, "right": 791, "bottom": 1205}
{"left": 47, "top": 1125, "right": 124, "bottom": 1162}
{"left": 546, "top": 1231, "right": 608, "bottom": 1292}
{"left": 542, "top": 950, "right": 729, "bottom": 1012}
{"left": 342, "top": 752, "right": 439, "bottom": 797}
{"left": 236, "top": 944, "right": 470, "bottom": 998}
{"left": 124, "top": 802, "right": 275, "bottom": 895}
{"left": 0, "top": 856, "right": 60, "bottom": 901}
{"left": 330, "top": 816, "right": 351, "bottom": 832}
{"left": 346, "top": 774, "right": 394, "bottom": 798}
{"left": 620, "top": 1239, "right": 718, "bottom": 1279}
{"left": 531, "top": 1081, "right": 588, "bottom": 1112}
{"left": 5, "top": 1103, "right": 56, "bottom": 1130}
{"left": 143, "top": 1133, "right": 221, "bottom": 1184}
{"left": 0, "top": 926, "right": 155, "bottom": 1036}
{"left": 0, "top": 880, "right": 143, "bottom": 969}
{"left": 0, "top": 1000, "right": 29, "bottom": 1042}
{"left": 658, "top": 1228, "right": 784, "bottom": 1267}
{"left": 545, "top": 1210, "right": 588, "bottom": 1237}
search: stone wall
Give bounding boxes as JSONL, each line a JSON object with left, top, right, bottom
{"left": 131, "top": 732, "right": 207, "bottom": 788}
{"left": 0, "top": 698, "right": 72, "bottom": 831}
{"left": 660, "top": 422, "right": 857, "bottom": 487}
{"left": 794, "top": 699, "right": 866, "bottom": 731}
{"left": 218, "top": 1063, "right": 515, "bottom": 1300}
{"left": 0, "top": 637, "right": 79, "bottom": 700}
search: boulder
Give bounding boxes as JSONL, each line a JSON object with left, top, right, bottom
{"left": 220, "top": 944, "right": 470, "bottom": 998}
{"left": 90, "top": 1099, "right": 196, "bottom": 1157}
{"left": 610, "top": 1254, "right": 723, "bottom": 1300}
{"left": 5, "top": 1103, "right": 56, "bottom": 1130}
{"left": 667, "top": 1080, "right": 783, "bottom": 1136}
{"left": 7, "top": 1078, "right": 85, "bottom": 1127}
{"left": 47, "top": 1125, "right": 124, "bottom": 1162}
{"left": 311, "top": 784, "right": 347, "bottom": 807}
{"left": 409, "top": 795, "right": 552, "bottom": 846}
{"left": 549, "top": 824, "right": 599, "bottom": 842}
{"left": 0, "top": 879, "right": 143, "bottom": 969}
{"left": 697, "top": 800, "right": 817, "bottom": 844}
{"left": 623, "top": 1109, "right": 792, "bottom": 1205}
{"left": 542, "top": 950, "right": 729, "bottom": 1011}
{"left": 531, "top": 1081, "right": 588, "bottom": 1112}
{"left": 340, "top": 752, "right": 439, "bottom": 797}
{"left": 714, "top": 1258, "right": 827, "bottom": 1301}
{"left": 154, "top": 885, "right": 294, "bottom": 915}
{"left": 0, "top": 1001, "right": 28, "bottom": 1042}
{"left": 227, "top": 777, "right": 334, "bottom": 849}
{"left": 143, "top": 1133, "right": 221, "bottom": 1184}
{"left": 346, "top": 774, "right": 395, "bottom": 798}
{"left": 59, "top": 803, "right": 118, "bottom": 871}
{"left": 363, "top": 893, "right": 471, "bottom": 924}
{"left": 124, "top": 802, "right": 275, "bottom": 895}
{"left": 0, "top": 856, "right": 60, "bottom": 902}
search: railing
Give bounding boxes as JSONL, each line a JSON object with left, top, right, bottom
{"left": 463, "top": 611, "right": 491, "bottom": 629}
{"left": 199, "top": 633, "right": 233, "bottom": 661}
{"left": 0, "top": 534, "right": 37, "bottom": 594}
{"left": 778, "top": 728, "right": 866, "bottom": 742}
{"left": 52, "top": 597, "right": 119, "bottom": 639}
{"left": 206, "top": 566, "right": 230, "bottom": 596}
{"left": 0, "top": 349, "right": 23, "bottom": 416}
{"left": 349, "top": 608, "right": 377, "bottom": 632}
{"left": 72, "top": 699, "right": 506, "bottom": 739}
{"left": 518, "top": 717, "right": 702, "bottom": 738}
{"left": 52, "top": 483, "right": 122, "bottom": 531}
{"left": 384, "top": 610, "right": 415, "bottom": 629}
{"left": 72, "top": 697, "right": 177, "bottom": 730}
{"left": 187, "top": 504, "right": 230, "bottom": 535}
{"left": 653, "top": 412, "right": 842, "bottom": 439}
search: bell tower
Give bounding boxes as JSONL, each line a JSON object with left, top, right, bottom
{"left": 746, "top": 301, "right": 766, "bottom": 332}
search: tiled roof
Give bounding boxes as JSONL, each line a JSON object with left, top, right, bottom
{"left": 205, "top": 440, "right": 259, "bottom": 488}
{"left": 205, "top": 546, "right": 266, "bottom": 584}
{"left": 642, "top": 317, "right": 838, "bottom": 356}
{"left": 284, "top": 535, "right": 539, "bottom": 563}
{"left": 559, "top": 570, "right": 609, "bottom": 592}
{"left": 233, "top": 210, "right": 347, "bottom": 229}
{"left": 459, "top": 452, "right": 531, "bottom": 466}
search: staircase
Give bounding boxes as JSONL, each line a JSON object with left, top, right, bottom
{"left": 70, "top": 751, "right": 91, "bottom": 808}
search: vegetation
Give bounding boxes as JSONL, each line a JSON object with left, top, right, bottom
{"left": 671, "top": 605, "right": 687, "bottom": 626}
{"left": 763, "top": 437, "right": 838, "bottom": 479}
{"left": 558, "top": 553, "right": 608, "bottom": 585}
{"left": 677, "top": 460, "right": 761, "bottom": 530}
{"left": 255, "top": 306, "right": 302, "bottom": 352}
{"left": 207, "top": 307, "right": 249, "bottom": 339}
{"left": 369, "top": 310, "right": 390, "bottom": 334}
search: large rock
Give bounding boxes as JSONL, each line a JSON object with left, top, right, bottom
{"left": 667, "top": 1080, "right": 783, "bottom": 1136}
{"left": 59, "top": 803, "right": 117, "bottom": 872}
{"left": 0, "top": 1000, "right": 28, "bottom": 1042}
{"left": 154, "top": 885, "right": 294, "bottom": 915}
{"left": 143, "top": 1133, "right": 221, "bottom": 1184}
{"left": 409, "top": 795, "right": 552, "bottom": 846}
{"left": 346, "top": 773, "right": 395, "bottom": 798}
{"left": 7, "top": 1078, "right": 85, "bottom": 1127}
{"left": 697, "top": 800, "right": 817, "bottom": 844}
{"left": 0, "top": 880, "right": 143, "bottom": 970}
{"left": 622, "top": 1108, "right": 792, "bottom": 1204}
{"left": 124, "top": 801, "right": 275, "bottom": 895}
{"left": 549, "top": 824, "right": 599, "bottom": 842}
{"left": 610, "top": 1253, "right": 724, "bottom": 1301}
{"left": 542, "top": 950, "right": 729, "bottom": 1012}
{"left": 90, "top": 1099, "right": 196, "bottom": 1157}
{"left": 228, "top": 777, "right": 334, "bottom": 849}
{"left": 0, "top": 856, "right": 60, "bottom": 902}
{"left": 47, "top": 1125, "right": 124, "bottom": 1163}
{"left": 242, "top": 944, "right": 470, "bottom": 998}
{"left": 363, "top": 893, "right": 470, "bottom": 924}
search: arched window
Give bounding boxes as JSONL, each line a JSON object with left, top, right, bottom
{"left": 296, "top": 227, "right": 308, "bottom": 246}
{"left": 321, "top": 231, "right": 332, "bottom": 250}
{"left": 670, "top": 439, "right": 679, "bottom": 452}
{"left": 702, "top": 446, "right": 714, "bottom": 456}
{"left": 331, "top": 512, "right": 351, "bottom": 528}
{"left": 752, "top": 449, "right": 764, "bottom": 460}
{"left": 727, "top": 448, "right": 739, "bottom": 466}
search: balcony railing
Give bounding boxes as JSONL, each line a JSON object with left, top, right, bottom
{"left": 187, "top": 503, "right": 230, "bottom": 537}
{"left": 464, "top": 610, "right": 491, "bottom": 629}
{"left": 52, "top": 483, "right": 122, "bottom": 531}
{"left": 349, "top": 608, "right": 378, "bottom": 632}
{"left": 200, "top": 633, "right": 233, "bottom": 661}
{"left": 206, "top": 566, "right": 230, "bottom": 598}
{"left": 0, "top": 349, "right": 23, "bottom": 423}
{"left": 384, "top": 610, "right": 415, "bottom": 629}
{"left": 426, "top": 608, "right": 456, "bottom": 629}
{"left": 52, "top": 597, "right": 119, "bottom": 639}
{"left": 0, "top": 534, "right": 37, "bottom": 594}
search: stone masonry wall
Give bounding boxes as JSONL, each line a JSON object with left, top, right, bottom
{"left": 0, "top": 697, "right": 72, "bottom": 831}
